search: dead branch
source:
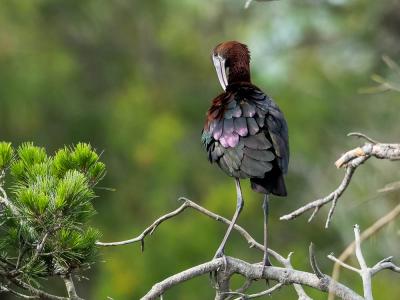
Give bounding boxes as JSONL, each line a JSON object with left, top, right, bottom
{"left": 245, "top": 0, "right": 278, "bottom": 10}
{"left": 0, "top": 269, "right": 68, "bottom": 300}
{"left": 96, "top": 202, "right": 191, "bottom": 251}
{"left": 224, "top": 282, "right": 283, "bottom": 299}
{"left": 280, "top": 133, "right": 400, "bottom": 226}
{"left": 63, "top": 274, "right": 82, "bottom": 300}
{"left": 328, "top": 202, "right": 400, "bottom": 300}
{"left": 328, "top": 225, "right": 400, "bottom": 300}
{"left": 97, "top": 197, "right": 310, "bottom": 299}
{"left": 141, "top": 256, "right": 363, "bottom": 300}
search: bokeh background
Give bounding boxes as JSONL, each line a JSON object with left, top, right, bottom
{"left": 1, "top": 0, "right": 399, "bottom": 299}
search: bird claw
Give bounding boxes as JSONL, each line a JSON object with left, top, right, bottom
{"left": 213, "top": 248, "right": 225, "bottom": 259}
{"left": 209, "top": 248, "right": 228, "bottom": 286}
{"left": 259, "top": 257, "right": 272, "bottom": 285}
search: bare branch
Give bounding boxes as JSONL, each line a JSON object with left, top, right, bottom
{"left": 280, "top": 166, "right": 357, "bottom": 223}
{"left": 281, "top": 134, "right": 400, "bottom": 225}
{"left": 141, "top": 258, "right": 222, "bottom": 300}
{"left": 347, "top": 132, "right": 379, "bottom": 144}
{"left": 63, "top": 274, "right": 82, "bottom": 300}
{"left": 226, "top": 279, "right": 253, "bottom": 300}
{"left": 327, "top": 254, "right": 360, "bottom": 274}
{"left": 328, "top": 225, "right": 400, "bottom": 300}
{"left": 309, "top": 243, "right": 324, "bottom": 279}
{"left": 382, "top": 54, "right": 400, "bottom": 75}
{"left": 335, "top": 142, "right": 400, "bottom": 168}
{"left": 353, "top": 225, "right": 372, "bottom": 300}
{"left": 140, "top": 256, "right": 363, "bottom": 300}
{"left": 97, "top": 197, "right": 311, "bottom": 299}
{"left": 325, "top": 193, "right": 339, "bottom": 228}
{"left": 0, "top": 285, "right": 37, "bottom": 299}
{"left": 96, "top": 201, "right": 191, "bottom": 249}
{"left": 378, "top": 181, "right": 400, "bottom": 192}
{"left": 0, "top": 270, "right": 68, "bottom": 300}
{"left": 245, "top": 0, "right": 278, "bottom": 9}
{"left": 370, "top": 256, "right": 400, "bottom": 276}
{"left": 0, "top": 186, "right": 19, "bottom": 216}
{"left": 359, "top": 56, "right": 400, "bottom": 93}
{"left": 328, "top": 203, "right": 400, "bottom": 300}
{"left": 225, "top": 282, "right": 283, "bottom": 299}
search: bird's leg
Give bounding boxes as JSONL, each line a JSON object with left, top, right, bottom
{"left": 210, "top": 178, "right": 244, "bottom": 285}
{"left": 213, "top": 178, "right": 244, "bottom": 260}
{"left": 262, "top": 194, "right": 272, "bottom": 273}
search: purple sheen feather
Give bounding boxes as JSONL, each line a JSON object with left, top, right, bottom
{"left": 209, "top": 120, "right": 217, "bottom": 132}
{"left": 212, "top": 121, "right": 223, "bottom": 139}
{"left": 234, "top": 118, "right": 248, "bottom": 137}
{"left": 232, "top": 106, "right": 242, "bottom": 117}
{"left": 223, "top": 118, "right": 234, "bottom": 134}
{"left": 227, "top": 133, "right": 239, "bottom": 147}
{"left": 242, "top": 102, "right": 256, "bottom": 117}
{"left": 247, "top": 118, "right": 259, "bottom": 135}
{"left": 219, "top": 135, "right": 229, "bottom": 148}
{"left": 236, "top": 126, "right": 248, "bottom": 137}
{"left": 256, "top": 116, "right": 265, "bottom": 128}
{"left": 224, "top": 109, "right": 234, "bottom": 119}
{"left": 227, "top": 99, "right": 237, "bottom": 109}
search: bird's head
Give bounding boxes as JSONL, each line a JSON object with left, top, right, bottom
{"left": 212, "top": 41, "right": 251, "bottom": 91}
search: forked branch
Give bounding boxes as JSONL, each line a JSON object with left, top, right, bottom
{"left": 280, "top": 133, "right": 400, "bottom": 227}
{"left": 97, "top": 197, "right": 310, "bottom": 299}
{"left": 141, "top": 256, "right": 363, "bottom": 300}
{"left": 328, "top": 225, "right": 400, "bottom": 300}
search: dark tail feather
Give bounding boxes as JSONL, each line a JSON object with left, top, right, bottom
{"left": 250, "top": 171, "right": 287, "bottom": 196}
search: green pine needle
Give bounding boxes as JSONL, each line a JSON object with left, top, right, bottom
{"left": 0, "top": 141, "right": 107, "bottom": 284}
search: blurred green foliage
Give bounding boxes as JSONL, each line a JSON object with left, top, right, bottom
{"left": 0, "top": 0, "right": 399, "bottom": 299}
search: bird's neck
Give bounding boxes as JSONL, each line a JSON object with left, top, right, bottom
{"left": 228, "top": 62, "right": 251, "bottom": 84}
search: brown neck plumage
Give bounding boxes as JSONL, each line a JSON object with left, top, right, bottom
{"left": 226, "top": 46, "right": 251, "bottom": 84}
{"left": 228, "top": 61, "right": 251, "bottom": 84}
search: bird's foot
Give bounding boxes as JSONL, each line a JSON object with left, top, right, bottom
{"left": 259, "top": 256, "right": 272, "bottom": 284}
{"left": 209, "top": 248, "right": 227, "bottom": 286}
{"left": 214, "top": 248, "right": 228, "bottom": 271}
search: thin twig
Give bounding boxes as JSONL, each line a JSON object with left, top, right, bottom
{"left": 308, "top": 206, "right": 320, "bottom": 223}
{"left": 370, "top": 256, "right": 400, "bottom": 276}
{"left": 327, "top": 255, "right": 360, "bottom": 274}
{"left": 0, "top": 270, "right": 68, "bottom": 300}
{"left": 244, "top": 0, "right": 278, "bottom": 9}
{"left": 325, "top": 194, "right": 339, "bottom": 228}
{"left": 280, "top": 167, "right": 357, "bottom": 224}
{"left": 382, "top": 55, "right": 400, "bottom": 75}
{"left": 96, "top": 202, "right": 191, "bottom": 249}
{"left": 0, "top": 186, "right": 18, "bottom": 215}
{"left": 353, "top": 225, "right": 372, "bottom": 300}
{"left": 309, "top": 243, "right": 324, "bottom": 279}
{"left": 244, "top": 0, "right": 253, "bottom": 8}
{"left": 224, "top": 282, "right": 283, "bottom": 299}
{"left": 226, "top": 279, "right": 253, "bottom": 300}
{"left": 347, "top": 132, "right": 379, "bottom": 144}
{"left": 0, "top": 285, "right": 37, "bottom": 299}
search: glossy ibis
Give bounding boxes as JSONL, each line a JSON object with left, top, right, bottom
{"left": 202, "top": 41, "right": 289, "bottom": 268}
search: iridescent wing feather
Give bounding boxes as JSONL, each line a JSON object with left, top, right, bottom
{"left": 202, "top": 85, "right": 289, "bottom": 196}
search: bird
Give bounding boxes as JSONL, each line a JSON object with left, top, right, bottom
{"left": 201, "top": 41, "right": 289, "bottom": 269}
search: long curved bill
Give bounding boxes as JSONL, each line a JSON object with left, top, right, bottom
{"left": 212, "top": 55, "right": 228, "bottom": 91}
